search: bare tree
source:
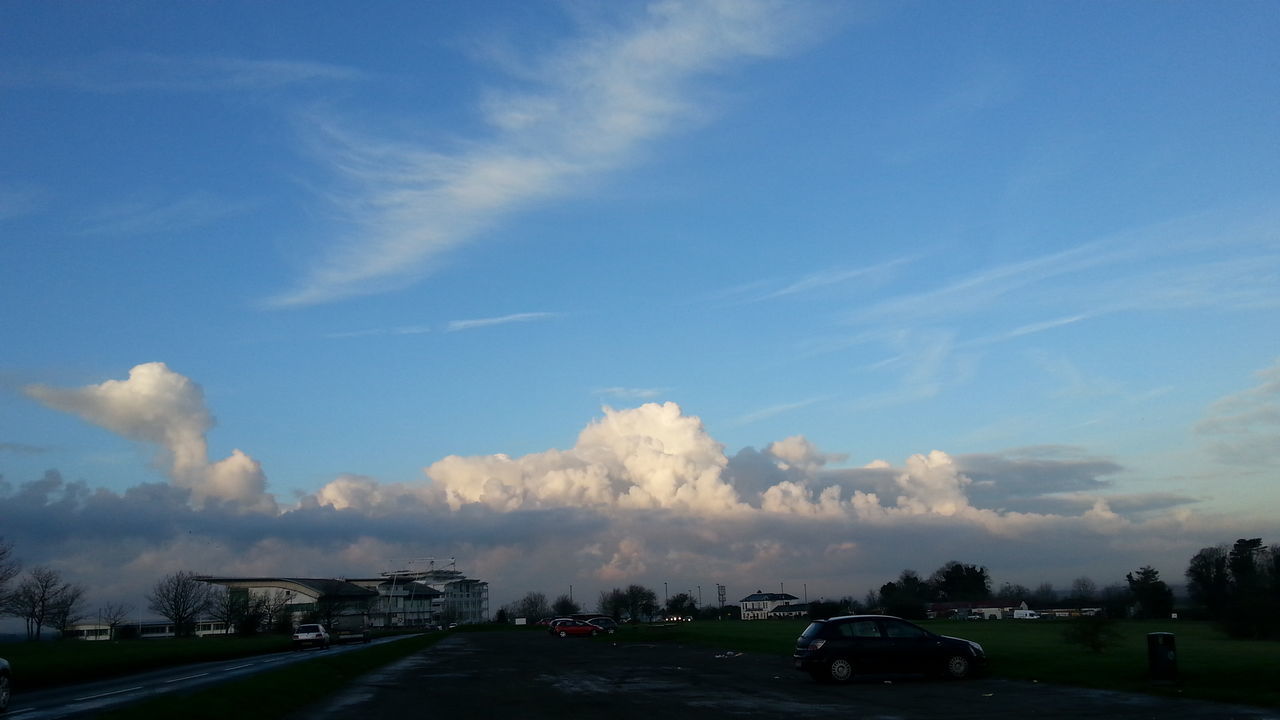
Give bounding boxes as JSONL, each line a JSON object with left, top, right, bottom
{"left": 206, "top": 586, "right": 243, "bottom": 634}
{"left": 147, "top": 571, "right": 212, "bottom": 637}
{"left": 100, "top": 602, "right": 134, "bottom": 639}
{"left": 257, "top": 589, "right": 294, "bottom": 633}
{"left": 551, "top": 594, "right": 580, "bottom": 616}
{"left": 1069, "top": 576, "right": 1099, "bottom": 606}
{"left": 508, "top": 591, "right": 550, "bottom": 621}
{"left": 47, "top": 583, "right": 87, "bottom": 635}
{"left": 597, "top": 588, "right": 628, "bottom": 620}
{"left": 6, "top": 566, "right": 82, "bottom": 640}
{"left": 0, "top": 538, "right": 19, "bottom": 602}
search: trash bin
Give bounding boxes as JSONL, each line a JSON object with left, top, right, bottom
{"left": 1147, "top": 632, "right": 1177, "bottom": 681}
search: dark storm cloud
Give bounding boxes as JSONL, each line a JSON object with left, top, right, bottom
{"left": 955, "top": 448, "right": 1122, "bottom": 507}
{"left": 988, "top": 491, "right": 1199, "bottom": 517}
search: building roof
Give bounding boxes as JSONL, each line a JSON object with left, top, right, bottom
{"left": 201, "top": 577, "right": 378, "bottom": 600}
{"left": 739, "top": 592, "right": 799, "bottom": 603}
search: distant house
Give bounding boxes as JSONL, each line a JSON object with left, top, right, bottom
{"left": 768, "top": 602, "right": 810, "bottom": 619}
{"left": 739, "top": 591, "right": 800, "bottom": 620}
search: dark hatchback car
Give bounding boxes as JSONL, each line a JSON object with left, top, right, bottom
{"left": 794, "top": 614, "right": 985, "bottom": 683}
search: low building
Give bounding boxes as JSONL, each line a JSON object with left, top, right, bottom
{"left": 739, "top": 591, "right": 800, "bottom": 620}
{"left": 66, "top": 619, "right": 232, "bottom": 640}
{"left": 942, "top": 601, "right": 1032, "bottom": 620}
{"left": 202, "top": 562, "right": 491, "bottom": 631}
{"left": 202, "top": 577, "right": 380, "bottom": 631}
{"left": 768, "top": 602, "right": 810, "bottom": 619}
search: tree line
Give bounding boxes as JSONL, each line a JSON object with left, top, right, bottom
{"left": 0, "top": 537, "right": 88, "bottom": 640}
{"left": 1185, "top": 538, "right": 1280, "bottom": 639}
{"left": 846, "top": 560, "right": 1175, "bottom": 622}
{"left": 0, "top": 539, "right": 307, "bottom": 640}
{"left": 497, "top": 584, "right": 719, "bottom": 624}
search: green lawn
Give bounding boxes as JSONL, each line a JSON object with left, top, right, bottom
{"left": 0, "top": 634, "right": 293, "bottom": 690}
{"left": 615, "top": 618, "right": 1280, "bottom": 708}
{"left": 96, "top": 633, "right": 444, "bottom": 720}
{"left": 6, "top": 620, "right": 1278, "bottom": 713}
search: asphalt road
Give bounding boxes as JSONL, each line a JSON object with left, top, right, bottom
{"left": 5, "top": 639, "right": 397, "bottom": 719}
{"left": 296, "top": 630, "right": 1279, "bottom": 720}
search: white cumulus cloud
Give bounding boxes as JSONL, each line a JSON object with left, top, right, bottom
{"left": 24, "top": 363, "right": 277, "bottom": 513}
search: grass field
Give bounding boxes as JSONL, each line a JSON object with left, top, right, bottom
{"left": 96, "top": 633, "right": 444, "bottom": 720}
{"left": 0, "top": 634, "right": 293, "bottom": 690}
{"left": 617, "top": 618, "right": 1280, "bottom": 708}
{"left": 4, "top": 619, "right": 1278, "bottom": 713}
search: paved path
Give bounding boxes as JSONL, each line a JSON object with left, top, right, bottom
{"left": 296, "top": 630, "right": 1279, "bottom": 719}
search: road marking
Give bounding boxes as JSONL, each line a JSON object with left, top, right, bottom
{"left": 74, "top": 686, "right": 143, "bottom": 701}
{"left": 164, "top": 672, "right": 210, "bottom": 683}
{"left": 222, "top": 663, "right": 253, "bottom": 671}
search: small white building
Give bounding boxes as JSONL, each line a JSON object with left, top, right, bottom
{"left": 739, "top": 591, "right": 800, "bottom": 620}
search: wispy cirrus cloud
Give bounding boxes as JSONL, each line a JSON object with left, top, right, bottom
{"left": 1197, "top": 358, "right": 1280, "bottom": 466}
{"left": 324, "top": 325, "right": 432, "bottom": 340}
{"left": 324, "top": 314, "right": 556, "bottom": 339}
{"left": 731, "top": 396, "right": 826, "bottom": 426}
{"left": 0, "top": 185, "right": 46, "bottom": 221}
{"left": 446, "top": 312, "right": 558, "bottom": 332}
{"left": 2, "top": 52, "right": 364, "bottom": 93}
{"left": 269, "top": 1, "right": 837, "bottom": 307}
{"left": 594, "top": 386, "right": 667, "bottom": 400}
{"left": 854, "top": 209, "right": 1280, "bottom": 332}
{"left": 79, "top": 192, "right": 252, "bottom": 237}
{"left": 720, "top": 256, "right": 917, "bottom": 307}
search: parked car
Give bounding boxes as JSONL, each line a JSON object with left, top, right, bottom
{"left": 545, "top": 617, "right": 576, "bottom": 635}
{"left": 551, "top": 619, "right": 599, "bottom": 638}
{"left": 587, "top": 617, "right": 618, "bottom": 634}
{"left": 0, "top": 656, "right": 10, "bottom": 713}
{"left": 793, "top": 615, "right": 985, "bottom": 683}
{"left": 291, "top": 623, "right": 330, "bottom": 649}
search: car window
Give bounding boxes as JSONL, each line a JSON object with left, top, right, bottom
{"left": 800, "top": 622, "right": 826, "bottom": 638}
{"left": 882, "top": 619, "right": 926, "bottom": 638}
{"left": 852, "top": 620, "right": 882, "bottom": 637}
{"left": 838, "top": 620, "right": 881, "bottom": 638}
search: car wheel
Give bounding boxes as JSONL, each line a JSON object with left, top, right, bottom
{"left": 558, "top": 630, "right": 568, "bottom": 637}
{"left": 826, "top": 657, "right": 854, "bottom": 684}
{"left": 943, "top": 654, "right": 971, "bottom": 679}
{"left": 0, "top": 672, "right": 10, "bottom": 712}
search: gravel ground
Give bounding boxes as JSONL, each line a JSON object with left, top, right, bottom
{"left": 295, "top": 630, "right": 1279, "bottom": 719}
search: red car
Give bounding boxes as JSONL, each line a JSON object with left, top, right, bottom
{"left": 551, "top": 619, "right": 599, "bottom": 637}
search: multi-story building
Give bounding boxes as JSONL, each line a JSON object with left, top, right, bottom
{"left": 353, "top": 561, "right": 489, "bottom": 625}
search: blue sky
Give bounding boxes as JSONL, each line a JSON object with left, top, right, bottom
{"left": 2, "top": 1, "right": 1278, "bottom": 609}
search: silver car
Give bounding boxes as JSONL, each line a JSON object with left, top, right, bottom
{"left": 1, "top": 656, "right": 11, "bottom": 713}
{"left": 291, "top": 623, "right": 330, "bottom": 649}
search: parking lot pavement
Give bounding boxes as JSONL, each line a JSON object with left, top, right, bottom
{"left": 295, "top": 630, "right": 1280, "bottom": 720}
